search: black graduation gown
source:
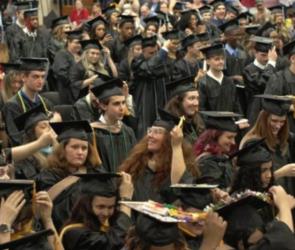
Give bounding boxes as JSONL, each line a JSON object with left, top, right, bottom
{"left": 94, "top": 124, "right": 136, "bottom": 172}
{"left": 62, "top": 212, "right": 131, "bottom": 250}
{"left": 71, "top": 96, "right": 100, "bottom": 122}
{"left": 5, "top": 23, "right": 25, "bottom": 62}
{"left": 52, "top": 49, "right": 77, "bottom": 104}
{"left": 133, "top": 167, "right": 193, "bottom": 203}
{"left": 2, "top": 93, "right": 53, "bottom": 146}
{"left": 118, "top": 58, "right": 132, "bottom": 82}
{"left": 251, "top": 220, "right": 295, "bottom": 250}
{"left": 12, "top": 237, "right": 52, "bottom": 250}
{"left": 197, "top": 154, "right": 233, "bottom": 190}
{"left": 183, "top": 119, "right": 205, "bottom": 145}
{"left": 131, "top": 54, "right": 171, "bottom": 139}
{"left": 199, "top": 75, "right": 242, "bottom": 114}
{"left": 243, "top": 62, "right": 276, "bottom": 125}
{"left": 36, "top": 166, "right": 102, "bottom": 230}
{"left": 47, "top": 37, "right": 65, "bottom": 64}
{"left": 173, "top": 58, "right": 200, "bottom": 79}
{"left": 108, "top": 36, "right": 129, "bottom": 64}
{"left": 264, "top": 68, "right": 295, "bottom": 133}
{"left": 14, "top": 156, "right": 42, "bottom": 180}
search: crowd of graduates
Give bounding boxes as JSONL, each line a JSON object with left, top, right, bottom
{"left": 0, "top": 0, "right": 295, "bottom": 249}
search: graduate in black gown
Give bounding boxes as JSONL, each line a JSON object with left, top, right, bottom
{"left": 2, "top": 58, "right": 53, "bottom": 146}
{"left": 198, "top": 43, "right": 242, "bottom": 114}
{"left": 52, "top": 30, "right": 82, "bottom": 104}
{"left": 264, "top": 40, "right": 295, "bottom": 133}
{"left": 119, "top": 111, "right": 194, "bottom": 203}
{"left": 60, "top": 172, "right": 133, "bottom": 250}
{"left": 243, "top": 36, "right": 278, "bottom": 125}
{"left": 36, "top": 120, "right": 102, "bottom": 230}
{"left": 0, "top": 180, "right": 62, "bottom": 250}
{"left": 91, "top": 78, "right": 136, "bottom": 172}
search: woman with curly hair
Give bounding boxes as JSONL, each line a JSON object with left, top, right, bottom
{"left": 36, "top": 120, "right": 102, "bottom": 230}
{"left": 119, "top": 110, "right": 197, "bottom": 203}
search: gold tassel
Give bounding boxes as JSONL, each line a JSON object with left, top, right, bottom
{"left": 91, "top": 127, "right": 102, "bottom": 165}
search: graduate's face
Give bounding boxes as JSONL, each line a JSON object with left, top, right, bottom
{"left": 102, "top": 96, "right": 126, "bottom": 122}
{"left": 95, "top": 24, "right": 106, "bottom": 38}
{"left": 182, "top": 91, "right": 199, "bottom": 117}
{"left": 268, "top": 114, "right": 286, "bottom": 136}
{"left": 92, "top": 196, "right": 116, "bottom": 224}
{"left": 143, "top": 45, "right": 158, "bottom": 59}
{"left": 23, "top": 71, "right": 46, "bottom": 93}
{"left": 34, "top": 120, "right": 51, "bottom": 139}
{"left": 120, "top": 22, "right": 135, "bottom": 40}
{"left": 110, "top": 12, "right": 119, "bottom": 24}
{"left": 64, "top": 139, "right": 88, "bottom": 167}
{"left": 147, "top": 126, "right": 166, "bottom": 153}
{"left": 207, "top": 55, "right": 225, "bottom": 71}
{"left": 214, "top": 5, "right": 226, "bottom": 19}
{"left": 132, "top": 44, "right": 142, "bottom": 58}
{"left": 146, "top": 24, "right": 157, "bottom": 37}
{"left": 202, "top": 12, "right": 212, "bottom": 23}
{"left": 68, "top": 39, "right": 81, "bottom": 54}
{"left": 63, "top": 24, "right": 72, "bottom": 33}
{"left": 10, "top": 74, "right": 22, "bottom": 94}
{"left": 255, "top": 51, "right": 268, "bottom": 65}
{"left": 260, "top": 161, "right": 272, "bottom": 188}
{"left": 87, "top": 48, "right": 101, "bottom": 64}
{"left": 217, "top": 131, "right": 236, "bottom": 154}
{"left": 25, "top": 16, "right": 39, "bottom": 30}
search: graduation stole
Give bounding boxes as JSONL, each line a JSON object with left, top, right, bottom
{"left": 17, "top": 91, "right": 49, "bottom": 113}
{"left": 11, "top": 220, "right": 34, "bottom": 240}
{"left": 59, "top": 223, "right": 84, "bottom": 242}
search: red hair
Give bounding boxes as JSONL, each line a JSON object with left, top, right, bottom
{"left": 194, "top": 129, "right": 234, "bottom": 156}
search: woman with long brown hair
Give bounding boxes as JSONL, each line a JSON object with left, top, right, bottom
{"left": 36, "top": 120, "right": 102, "bottom": 230}
{"left": 119, "top": 110, "right": 197, "bottom": 202}
{"left": 240, "top": 94, "right": 295, "bottom": 196}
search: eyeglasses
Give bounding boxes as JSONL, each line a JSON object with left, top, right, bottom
{"left": 147, "top": 127, "right": 166, "bottom": 135}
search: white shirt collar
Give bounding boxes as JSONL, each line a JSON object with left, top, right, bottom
{"left": 207, "top": 69, "right": 224, "bottom": 84}
{"left": 99, "top": 114, "right": 121, "bottom": 127}
{"left": 253, "top": 59, "right": 266, "bottom": 70}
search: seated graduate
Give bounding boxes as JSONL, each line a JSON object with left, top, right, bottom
{"left": 91, "top": 78, "right": 136, "bottom": 172}
{"left": 13, "top": 105, "right": 58, "bottom": 180}
{"left": 0, "top": 180, "right": 63, "bottom": 250}
{"left": 165, "top": 76, "right": 205, "bottom": 145}
{"left": 240, "top": 95, "right": 295, "bottom": 196}
{"left": 194, "top": 111, "right": 243, "bottom": 190}
{"left": 223, "top": 186, "right": 295, "bottom": 250}
{"left": 119, "top": 109, "right": 195, "bottom": 203}
{"left": 174, "top": 184, "right": 227, "bottom": 250}
{"left": 2, "top": 58, "right": 55, "bottom": 146}
{"left": 36, "top": 120, "right": 102, "bottom": 230}
{"left": 60, "top": 172, "right": 133, "bottom": 250}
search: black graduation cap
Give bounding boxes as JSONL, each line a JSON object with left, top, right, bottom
{"left": 102, "top": 5, "right": 120, "bottom": 16}
{"left": 256, "top": 21, "right": 275, "bottom": 37}
{"left": 0, "top": 63, "right": 21, "bottom": 73}
{"left": 14, "top": 105, "right": 48, "bottom": 132}
{"left": 244, "top": 24, "right": 260, "bottom": 35}
{"left": 80, "top": 39, "right": 103, "bottom": 50}
{"left": 200, "top": 43, "right": 224, "bottom": 58}
{"left": 255, "top": 94, "right": 292, "bottom": 116}
{"left": 65, "top": 29, "right": 83, "bottom": 40}
{"left": 142, "top": 35, "right": 158, "bottom": 48}
{"left": 283, "top": 39, "right": 295, "bottom": 56}
{"left": 269, "top": 4, "right": 284, "bottom": 14}
{"left": 250, "top": 36, "right": 273, "bottom": 53}
{"left": 118, "top": 15, "right": 135, "bottom": 27}
{"left": 161, "top": 30, "right": 181, "bottom": 40}
{"left": 74, "top": 173, "right": 120, "bottom": 197}
{"left": 23, "top": 8, "right": 38, "bottom": 18}
{"left": 87, "top": 16, "right": 108, "bottom": 30}
{"left": 226, "top": 5, "right": 239, "bottom": 16}
{"left": 237, "top": 11, "right": 252, "bottom": 21}
{"left": 14, "top": 1, "right": 32, "bottom": 11}
{"left": 218, "top": 18, "right": 239, "bottom": 33}
{"left": 20, "top": 57, "right": 48, "bottom": 71}
{"left": 199, "top": 5, "right": 212, "bottom": 15}
{"left": 229, "top": 138, "right": 272, "bottom": 167}
{"left": 211, "top": 0, "right": 226, "bottom": 9}
{"left": 0, "top": 179, "right": 34, "bottom": 201}
{"left": 51, "top": 15, "right": 69, "bottom": 29}
{"left": 135, "top": 213, "right": 180, "bottom": 246}
{"left": 91, "top": 78, "right": 124, "bottom": 100}
{"left": 50, "top": 120, "right": 92, "bottom": 142}
{"left": 153, "top": 109, "right": 180, "bottom": 131}
{"left": 173, "top": 2, "right": 186, "bottom": 11}
{"left": 0, "top": 229, "right": 53, "bottom": 250}
{"left": 143, "top": 15, "right": 160, "bottom": 25}
{"left": 197, "top": 32, "right": 210, "bottom": 42}
{"left": 200, "top": 111, "right": 241, "bottom": 132}
{"left": 181, "top": 34, "right": 199, "bottom": 48}
{"left": 166, "top": 76, "right": 196, "bottom": 99}
{"left": 124, "top": 34, "right": 142, "bottom": 47}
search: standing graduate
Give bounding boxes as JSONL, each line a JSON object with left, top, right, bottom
{"left": 36, "top": 120, "right": 102, "bottom": 230}
{"left": 91, "top": 78, "right": 136, "bottom": 173}
{"left": 60, "top": 172, "right": 133, "bottom": 250}
{"left": 264, "top": 40, "right": 295, "bottom": 133}
{"left": 2, "top": 58, "right": 53, "bottom": 146}
{"left": 243, "top": 36, "right": 278, "bottom": 125}
{"left": 52, "top": 30, "right": 83, "bottom": 104}
{"left": 198, "top": 43, "right": 242, "bottom": 114}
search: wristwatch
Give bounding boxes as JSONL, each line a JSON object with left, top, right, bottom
{"left": 0, "top": 224, "right": 13, "bottom": 233}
